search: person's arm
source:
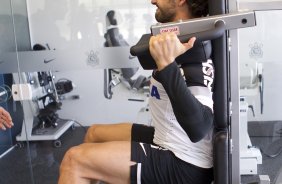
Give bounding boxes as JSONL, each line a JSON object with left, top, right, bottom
{"left": 149, "top": 32, "right": 213, "bottom": 142}
{"left": 0, "top": 107, "right": 13, "bottom": 130}
{"left": 153, "top": 62, "right": 213, "bottom": 142}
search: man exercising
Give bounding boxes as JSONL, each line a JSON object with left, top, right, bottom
{"left": 58, "top": 0, "right": 214, "bottom": 183}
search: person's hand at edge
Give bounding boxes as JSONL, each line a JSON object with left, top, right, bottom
{"left": 0, "top": 107, "right": 13, "bottom": 131}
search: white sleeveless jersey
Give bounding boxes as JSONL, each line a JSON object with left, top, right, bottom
{"left": 149, "top": 77, "right": 214, "bottom": 168}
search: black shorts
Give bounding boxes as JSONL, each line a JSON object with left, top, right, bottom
{"left": 130, "top": 124, "right": 214, "bottom": 184}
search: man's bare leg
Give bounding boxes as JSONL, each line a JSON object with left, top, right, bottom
{"left": 84, "top": 123, "right": 132, "bottom": 143}
{"left": 58, "top": 141, "right": 134, "bottom": 184}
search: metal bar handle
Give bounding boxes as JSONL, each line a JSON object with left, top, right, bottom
{"left": 130, "top": 20, "right": 226, "bottom": 56}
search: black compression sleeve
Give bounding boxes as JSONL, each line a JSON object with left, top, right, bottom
{"left": 154, "top": 62, "right": 213, "bottom": 142}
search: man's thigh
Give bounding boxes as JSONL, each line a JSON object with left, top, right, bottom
{"left": 62, "top": 141, "right": 135, "bottom": 184}
{"left": 85, "top": 123, "right": 133, "bottom": 143}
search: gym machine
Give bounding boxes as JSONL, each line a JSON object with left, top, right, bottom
{"left": 130, "top": 10, "right": 257, "bottom": 184}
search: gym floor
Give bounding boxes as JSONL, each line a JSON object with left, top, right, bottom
{"left": 241, "top": 121, "right": 282, "bottom": 184}
{"left": 0, "top": 127, "right": 86, "bottom": 184}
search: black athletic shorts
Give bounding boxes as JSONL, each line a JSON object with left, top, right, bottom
{"left": 130, "top": 124, "right": 214, "bottom": 184}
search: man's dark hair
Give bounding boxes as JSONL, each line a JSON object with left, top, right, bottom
{"left": 187, "top": 0, "right": 209, "bottom": 17}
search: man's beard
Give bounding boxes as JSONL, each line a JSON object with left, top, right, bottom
{"left": 155, "top": 7, "right": 176, "bottom": 23}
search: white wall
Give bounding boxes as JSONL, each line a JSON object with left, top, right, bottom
{"left": 26, "top": 0, "right": 156, "bottom": 126}
{"left": 27, "top": 0, "right": 155, "bottom": 50}
{"left": 238, "top": 10, "right": 282, "bottom": 121}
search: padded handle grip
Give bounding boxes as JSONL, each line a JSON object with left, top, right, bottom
{"left": 130, "top": 35, "right": 150, "bottom": 56}
{"left": 130, "top": 20, "right": 225, "bottom": 56}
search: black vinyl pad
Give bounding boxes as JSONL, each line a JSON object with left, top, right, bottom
{"left": 130, "top": 34, "right": 212, "bottom": 70}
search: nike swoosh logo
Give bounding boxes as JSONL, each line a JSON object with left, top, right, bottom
{"left": 44, "top": 58, "right": 55, "bottom": 64}
{"left": 129, "top": 55, "right": 136, "bottom": 59}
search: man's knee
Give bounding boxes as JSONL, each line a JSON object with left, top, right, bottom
{"left": 60, "top": 145, "right": 82, "bottom": 171}
{"left": 84, "top": 125, "right": 99, "bottom": 143}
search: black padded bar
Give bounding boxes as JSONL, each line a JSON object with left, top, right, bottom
{"left": 209, "top": 0, "right": 229, "bottom": 183}
{"left": 213, "top": 131, "right": 229, "bottom": 184}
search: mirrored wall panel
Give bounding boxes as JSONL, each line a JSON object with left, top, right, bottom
{"left": 239, "top": 10, "right": 282, "bottom": 184}
{"left": 1, "top": 0, "right": 155, "bottom": 183}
